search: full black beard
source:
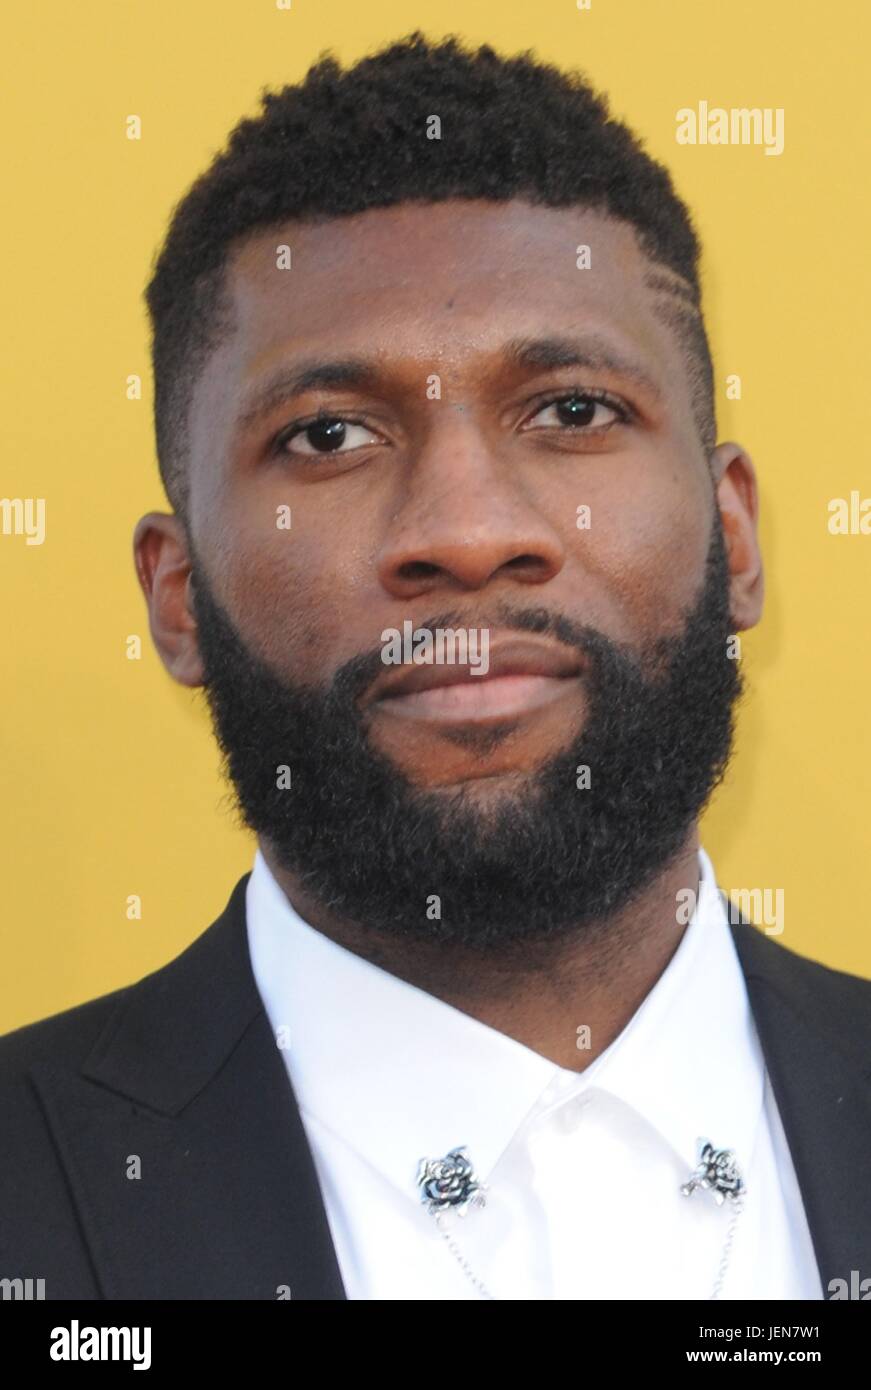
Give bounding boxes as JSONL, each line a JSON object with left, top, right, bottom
{"left": 190, "top": 515, "right": 742, "bottom": 950}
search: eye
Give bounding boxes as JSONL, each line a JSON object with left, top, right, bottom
{"left": 524, "top": 390, "right": 629, "bottom": 433}
{"left": 275, "top": 412, "right": 381, "bottom": 457}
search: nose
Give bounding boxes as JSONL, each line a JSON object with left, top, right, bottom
{"left": 375, "top": 417, "right": 567, "bottom": 600}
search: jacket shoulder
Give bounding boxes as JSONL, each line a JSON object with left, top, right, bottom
{"left": 734, "top": 920, "right": 871, "bottom": 991}
{"left": 0, "top": 980, "right": 135, "bottom": 1080}
{"left": 0, "top": 874, "right": 251, "bottom": 1080}
{"left": 731, "top": 920, "right": 871, "bottom": 1055}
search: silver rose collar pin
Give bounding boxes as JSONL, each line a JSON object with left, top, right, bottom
{"left": 416, "top": 1145, "right": 487, "bottom": 1217}
{"left": 680, "top": 1137, "right": 745, "bottom": 1205}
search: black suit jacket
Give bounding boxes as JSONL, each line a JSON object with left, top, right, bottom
{"left": 1, "top": 872, "right": 870, "bottom": 1300}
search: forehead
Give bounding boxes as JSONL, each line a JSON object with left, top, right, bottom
{"left": 190, "top": 200, "right": 694, "bottom": 450}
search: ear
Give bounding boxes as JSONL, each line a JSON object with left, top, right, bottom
{"left": 132, "top": 512, "right": 204, "bottom": 686}
{"left": 708, "top": 442, "right": 764, "bottom": 632}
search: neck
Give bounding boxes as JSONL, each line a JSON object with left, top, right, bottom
{"left": 260, "top": 826, "right": 701, "bottom": 1073}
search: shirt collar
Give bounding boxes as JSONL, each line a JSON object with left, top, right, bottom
{"left": 572, "top": 846, "right": 766, "bottom": 1175}
{"left": 246, "top": 844, "right": 764, "bottom": 1203}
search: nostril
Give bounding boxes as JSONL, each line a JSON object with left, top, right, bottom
{"left": 504, "top": 554, "right": 555, "bottom": 577}
{"left": 397, "top": 560, "right": 443, "bottom": 582}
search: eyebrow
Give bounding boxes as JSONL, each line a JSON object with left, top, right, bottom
{"left": 235, "top": 358, "right": 377, "bottom": 431}
{"left": 504, "top": 334, "right": 663, "bottom": 400}
{"left": 233, "top": 333, "right": 663, "bottom": 432}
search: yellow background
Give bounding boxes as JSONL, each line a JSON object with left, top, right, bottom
{"left": 2, "top": 0, "right": 869, "bottom": 1031}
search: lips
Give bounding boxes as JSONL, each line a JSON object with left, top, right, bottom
{"left": 364, "top": 635, "right": 584, "bottom": 724}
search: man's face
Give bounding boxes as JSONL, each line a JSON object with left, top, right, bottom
{"left": 137, "top": 199, "right": 763, "bottom": 945}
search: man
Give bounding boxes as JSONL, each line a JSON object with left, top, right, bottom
{"left": 1, "top": 31, "right": 869, "bottom": 1302}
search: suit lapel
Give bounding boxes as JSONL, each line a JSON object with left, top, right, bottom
{"left": 30, "top": 873, "right": 347, "bottom": 1300}
{"left": 731, "top": 916, "right": 871, "bottom": 1294}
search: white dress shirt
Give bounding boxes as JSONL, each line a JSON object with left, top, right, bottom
{"left": 246, "top": 844, "right": 822, "bottom": 1300}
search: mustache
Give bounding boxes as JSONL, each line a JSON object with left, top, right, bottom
{"left": 330, "top": 603, "right": 618, "bottom": 709}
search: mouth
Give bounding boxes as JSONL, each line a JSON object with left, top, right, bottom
{"left": 363, "top": 636, "right": 584, "bottom": 727}
{"left": 374, "top": 672, "right": 582, "bottom": 723}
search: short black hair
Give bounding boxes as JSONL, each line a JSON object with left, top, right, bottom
{"left": 145, "top": 30, "right": 715, "bottom": 520}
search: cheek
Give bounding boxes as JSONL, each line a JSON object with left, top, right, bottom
{"left": 217, "top": 519, "right": 377, "bottom": 680}
{"left": 552, "top": 452, "right": 711, "bottom": 640}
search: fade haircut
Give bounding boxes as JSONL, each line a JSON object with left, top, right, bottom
{"left": 144, "top": 30, "right": 716, "bottom": 521}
